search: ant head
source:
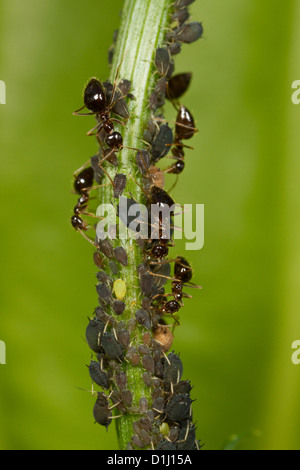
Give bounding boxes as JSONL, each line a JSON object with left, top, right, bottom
{"left": 84, "top": 78, "right": 107, "bottom": 113}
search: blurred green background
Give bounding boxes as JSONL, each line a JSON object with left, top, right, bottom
{"left": 0, "top": 0, "right": 300, "bottom": 450}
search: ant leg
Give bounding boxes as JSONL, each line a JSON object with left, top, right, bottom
{"left": 77, "top": 229, "right": 99, "bottom": 247}
{"left": 108, "top": 51, "right": 128, "bottom": 107}
{"left": 73, "top": 105, "right": 95, "bottom": 116}
{"left": 87, "top": 121, "right": 103, "bottom": 136}
{"left": 73, "top": 159, "right": 92, "bottom": 178}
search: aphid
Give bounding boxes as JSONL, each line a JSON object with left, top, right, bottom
{"left": 114, "top": 246, "right": 128, "bottom": 266}
{"left": 101, "top": 332, "right": 124, "bottom": 362}
{"left": 117, "top": 329, "right": 131, "bottom": 349}
{"left": 113, "top": 174, "right": 127, "bottom": 198}
{"left": 164, "top": 352, "right": 183, "bottom": 385}
{"left": 136, "top": 150, "right": 151, "bottom": 175}
{"left": 160, "top": 422, "right": 170, "bottom": 437}
{"left": 116, "top": 371, "right": 127, "bottom": 390}
{"left": 113, "top": 300, "right": 126, "bottom": 315}
{"left": 172, "top": 380, "right": 193, "bottom": 396}
{"left": 126, "top": 346, "right": 140, "bottom": 366}
{"left": 113, "top": 279, "right": 126, "bottom": 300}
{"left": 96, "top": 271, "right": 112, "bottom": 285}
{"left": 135, "top": 309, "right": 151, "bottom": 330}
{"left": 109, "top": 260, "right": 119, "bottom": 275}
{"left": 177, "top": 423, "right": 197, "bottom": 450}
{"left": 168, "top": 42, "right": 182, "bottom": 56}
{"left": 167, "top": 73, "right": 192, "bottom": 100}
{"left": 96, "top": 283, "right": 113, "bottom": 304}
{"left": 156, "top": 440, "right": 177, "bottom": 451}
{"left": 122, "top": 389, "right": 133, "bottom": 406}
{"left": 93, "top": 251, "right": 105, "bottom": 270}
{"left": 139, "top": 271, "right": 154, "bottom": 296}
{"left": 132, "top": 435, "right": 145, "bottom": 449}
{"left": 142, "top": 355, "right": 155, "bottom": 374}
{"left": 139, "top": 397, "right": 148, "bottom": 414}
{"left": 155, "top": 48, "right": 174, "bottom": 78}
{"left": 85, "top": 318, "right": 105, "bottom": 353}
{"left": 165, "top": 394, "right": 192, "bottom": 421}
{"left": 138, "top": 344, "right": 150, "bottom": 356}
{"left": 142, "top": 372, "right": 152, "bottom": 387}
{"left": 171, "top": 22, "right": 204, "bottom": 44}
{"left": 172, "top": 8, "right": 190, "bottom": 26}
{"left": 152, "top": 396, "right": 164, "bottom": 413}
{"left": 99, "top": 239, "right": 114, "bottom": 260}
{"left": 138, "top": 417, "right": 152, "bottom": 432}
{"left": 88, "top": 360, "right": 109, "bottom": 390}
{"left": 151, "top": 124, "right": 174, "bottom": 162}
{"left": 143, "top": 331, "right": 151, "bottom": 346}
{"left": 93, "top": 393, "right": 112, "bottom": 429}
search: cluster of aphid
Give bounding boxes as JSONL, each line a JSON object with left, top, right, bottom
{"left": 71, "top": 0, "right": 203, "bottom": 450}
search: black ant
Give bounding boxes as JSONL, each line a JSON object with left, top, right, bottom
{"left": 73, "top": 58, "right": 131, "bottom": 155}
{"left": 71, "top": 164, "right": 109, "bottom": 245}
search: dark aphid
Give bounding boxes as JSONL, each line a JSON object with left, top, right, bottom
{"left": 117, "top": 78, "right": 132, "bottom": 97}
{"left": 136, "top": 150, "right": 151, "bottom": 175}
{"left": 99, "top": 238, "right": 114, "bottom": 260}
{"left": 142, "top": 355, "right": 155, "bottom": 374}
{"left": 96, "top": 271, "right": 112, "bottom": 285}
{"left": 132, "top": 435, "right": 145, "bottom": 449}
{"left": 135, "top": 309, "right": 151, "bottom": 330}
{"left": 110, "top": 389, "right": 127, "bottom": 413}
{"left": 167, "top": 73, "right": 192, "bottom": 100}
{"left": 169, "top": 42, "right": 182, "bottom": 56}
{"left": 103, "top": 80, "right": 130, "bottom": 119}
{"left": 165, "top": 394, "right": 192, "bottom": 422}
{"left": 93, "top": 251, "right": 105, "bottom": 270}
{"left": 174, "top": 0, "right": 195, "bottom": 8}
{"left": 156, "top": 440, "right": 177, "bottom": 451}
{"left": 94, "top": 307, "right": 117, "bottom": 328}
{"left": 151, "top": 262, "right": 171, "bottom": 289}
{"left": 138, "top": 344, "right": 150, "bottom": 356}
{"left": 74, "top": 167, "right": 94, "bottom": 194}
{"left": 109, "top": 260, "right": 119, "bottom": 275}
{"left": 138, "top": 416, "right": 152, "bottom": 432}
{"left": 113, "top": 174, "right": 127, "bottom": 199}
{"left": 116, "top": 371, "right": 127, "bottom": 390}
{"left": 101, "top": 332, "right": 124, "bottom": 362}
{"left": 126, "top": 346, "right": 140, "bottom": 366}
{"left": 117, "top": 329, "right": 131, "bottom": 349}
{"left": 139, "top": 397, "right": 149, "bottom": 414}
{"left": 151, "top": 124, "right": 174, "bottom": 162}
{"left": 149, "top": 92, "right": 159, "bottom": 111}
{"left": 139, "top": 428, "right": 151, "bottom": 446}
{"left": 85, "top": 318, "right": 105, "bottom": 353}
{"left": 177, "top": 423, "right": 197, "bottom": 450}
{"left": 154, "top": 77, "right": 167, "bottom": 96}
{"left": 155, "top": 48, "right": 172, "bottom": 77}
{"left": 169, "top": 423, "right": 180, "bottom": 442}
{"left": 172, "top": 22, "right": 204, "bottom": 44}
{"left": 174, "top": 256, "right": 193, "bottom": 283}
{"left": 88, "top": 360, "right": 109, "bottom": 390}
{"left": 172, "top": 8, "right": 190, "bottom": 26}
{"left": 113, "top": 300, "right": 126, "bottom": 315}
{"left": 96, "top": 283, "right": 113, "bottom": 303}
{"left": 143, "top": 331, "right": 151, "bottom": 346}
{"left": 152, "top": 397, "right": 164, "bottom": 413}
{"left": 114, "top": 246, "right": 128, "bottom": 266}
{"left": 173, "top": 380, "right": 193, "bottom": 396}
{"left": 139, "top": 272, "right": 154, "bottom": 296}
{"left": 175, "top": 105, "right": 196, "bottom": 140}
{"left": 93, "top": 393, "right": 112, "bottom": 429}
{"left": 142, "top": 372, "right": 152, "bottom": 387}
{"left": 122, "top": 389, "right": 133, "bottom": 406}
{"left": 102, "top": 147, "right": 119, "bottom": 167}
{"left": 164, "top": 352, "right": 183, "bottom": 384}
{"left": 152, "top": 388, "right": 163, "bottom": 400}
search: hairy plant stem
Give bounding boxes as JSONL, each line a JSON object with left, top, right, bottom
{"left": 96, "top": 0, "right": 173, "bottom": 450}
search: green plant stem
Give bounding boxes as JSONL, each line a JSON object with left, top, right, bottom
{"left": 98, "top": 0, "right": 173, "bottom": 450}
